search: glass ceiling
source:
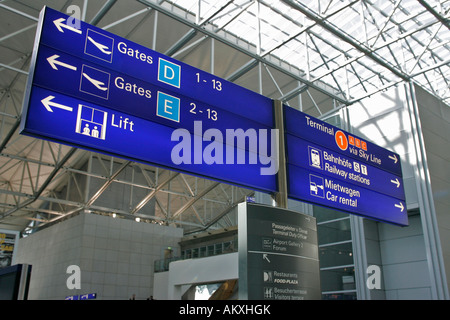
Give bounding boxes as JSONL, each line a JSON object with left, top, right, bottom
{"left": 165, "top": 0, "right": 450, "bottom": 106}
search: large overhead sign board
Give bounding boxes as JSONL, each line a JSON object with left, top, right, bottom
{"left": 284, "top": 106, "right": 408, "bottom": 226}
{"left": 20, "top": 7, "right": 277, "bottom": 193}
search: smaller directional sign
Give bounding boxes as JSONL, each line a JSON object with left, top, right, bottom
{"left": 284, "top": 105, "right": 408, "bottom": 226}
{"left": 284, "top": 106, "right": 402, "bottom": 176}
{"left": 238, "top": 203, "right": 321, "bottom": 300}
{"left": 286, "top": 134, "right": 405, "bottom": 200}
{"left": 288, "top": 165, "right": 407, "bottom": 226}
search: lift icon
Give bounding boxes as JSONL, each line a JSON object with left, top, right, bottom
{"left": 75, "top": 104, "right": 108, "bottom": 140}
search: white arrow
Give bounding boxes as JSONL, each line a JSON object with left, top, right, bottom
{"left": 395, "top": 202, "right": 404, "bottom": 212}
{"left": 263, "top": 254, "right": 271, "bottom": 263}
{"left": 389, "top": 154, "right": 398, "bottom": 164}
{"left": 41, "top": 96, "right": 73, "bottom": 112}
{"left": 390, "top": 178, "right": 401, "bottom": 188}
{"left": 53, "top": 18, "right": 82, "bottom": 34}
{"left": 47, "top": 55, "right": 77, "bottom": 71}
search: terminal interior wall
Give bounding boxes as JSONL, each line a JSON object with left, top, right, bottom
{"left": 414, "top": 85, "right": 450, "bottom": 293}
{"left": 349, "top": 84, "right": 446, "bottom": 299}
{"left": 15, "top": 213, "right": 183, "bottom": 300}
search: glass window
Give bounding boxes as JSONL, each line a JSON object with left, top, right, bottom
{"left": 314, "top": 205, "right": 356, "bottom": 298}
{"left": 215, "top": 243, "right": 223, "bottom": 255}
{"left": 315, "top": 206, "right": 349, "bottom": 224}
{"left": 317, "top": 218, "right": 352, "bottom": 245}
{"left": 320, "top": 266, "right": 356, "bottom": 293}
{"left": 223, "top": 241, "right": 233, "bottom": 253}
{"left": 319, "top": 242, "right": 353, "bottom": 269}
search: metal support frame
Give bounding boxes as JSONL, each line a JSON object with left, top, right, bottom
{"left": 272, "top": 100, "right": 287, "bottom": 209}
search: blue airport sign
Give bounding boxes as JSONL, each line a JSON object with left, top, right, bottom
{"left": 284, "top": 105, "right": 408, "bottom": 226}
{"left": 20, "top": 7, "right": 278, "bottom": 193}
{"left": 286, "top": 134, "right": 405, "bottom": 201}
{"left": 37, "top": 7, "right": 274, "bottom": 128}
{"left": 23, "top": 86, "right": 277, "bottom": 192}
{"left": 21, "top": 7, "right": 408, "bottom": 226}
{"left": 284, "top": 106, "right": 402, "bottom": 176}
{"left": 31, "top": 44, "right": 272, "bottom": 149}
{"left": 287, "top": 164, "right": 408, "bottom": 227}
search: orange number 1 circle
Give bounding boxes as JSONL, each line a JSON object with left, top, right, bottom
{"left": 335, "top": 131, "right": 348, "bottom": 151}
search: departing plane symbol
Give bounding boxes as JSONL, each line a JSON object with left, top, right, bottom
{"left": 87, "top": 36, "right": 112, "bottom": 55}
{"left": 82, "top": 73, "right": 109, "bottom": 91}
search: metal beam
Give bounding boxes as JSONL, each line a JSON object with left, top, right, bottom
{"left": 90, "top": 0, "right": 117, "bottom": 25}
{"left": 138, "top": 0, "right": 349, "bottom": 104}
{"left": 85, "top": 160, "right": 131, "bottom": 207}
{"left": 172, "top": 181, "right": 220, "bottom": 219}
{"left": 0, "top": 147, "right": 77, "bottom": 219}
{"left": 281, "top": 0, "right": 410, "bottom": 82}
{"left": 130, "top": 171, "right": 179, "bottom": 214}
{"left": 417, "top": 0, "right": 450, "bottom": 31}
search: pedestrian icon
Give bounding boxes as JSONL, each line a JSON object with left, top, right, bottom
{"left": 75, "top": 104, "right": 107, "bottom": 140}
{"left": 85, "top": 29, "right": 114, "bottom": 63}
{"left": 264, "top": 287, "right": 273, "bottom": 299}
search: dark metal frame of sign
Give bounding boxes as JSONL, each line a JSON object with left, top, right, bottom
{"left": 238, "top": 202, "right": 321, "bottom": 300}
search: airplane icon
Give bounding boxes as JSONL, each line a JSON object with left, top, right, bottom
{"left": 79, "top": 65, "right": 110, "bottom": 99}
{"left": 84, "top": 29, "right": 114, "bottom": 63}
{"left": 87, "top": 36, "right": 112, "bottom": 55}
{"left": 82, "top": 73, "right": 108, "bottom": 91}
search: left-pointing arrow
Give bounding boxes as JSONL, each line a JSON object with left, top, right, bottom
{"left": 47, "top": 55, "right": 77, "bottom": 71}
{"left": 53, "top": 18, "right": 82, "bottom": 34}
{"left": 41, "top": 96, "right": 73, "bottom": 112}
